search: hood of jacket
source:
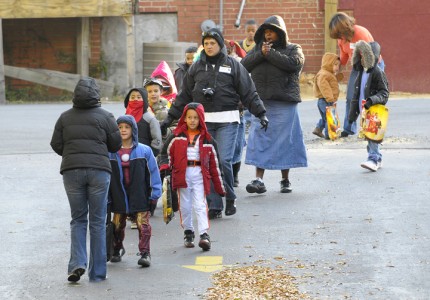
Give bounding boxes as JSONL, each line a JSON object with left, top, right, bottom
{"left": 173, "top": 102, "right": 211, "bottom": 141}
{"left": 254, "top": 15, "right": 289, "bottom": 48}
{"left": 116, "top": 114, "right": 139, "bottom": 147}
{"left": 123, "top": 88, "right": 149, "bottom": 111}
{"left": 72, "top": 77, "right": 101, "bottom": 108}
{"left": 353, "top": 40, "right": 381, "bottom": 71}
{"left": 321, "top": 53, "right": 340, "bottom": 73}
{"left": 151, "top": 60, "right": 178, "bottom": 101}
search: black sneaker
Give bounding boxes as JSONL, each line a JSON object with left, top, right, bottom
{"left": 340, "top": 131, "right": 349, "bottom": 138}
{"left": 233, "top": 176, "right": 239, "bottom": 187}
{"left": 110, "top": 248, "right": 125, "bottom": 263}
{"left": 208, "top": 209, "right": 222, "bottom": 220}
{"left": 67, "top": 268, "right": 85, "bottom": 282}
{"left": 246, "top": 179, "right": 267, "bottom": 194}
{"left": 184, "top": 230, "right": 195, "bottom": 248}
{"left": 225, "top": 199, "right": 236, "bottom": 216}
{"left": 138, "top": 252, "right": 151, "bottom": 267}
{"left": 198, "top": 233, "right": 211, "bottom": 251}
{"left": 280, "top": 179, "right": 292, "bottom": 193}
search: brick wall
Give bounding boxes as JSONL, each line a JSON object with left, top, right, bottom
{"left": 138, "top": 0, "right": 325, "bottom": 74}
{"left": 3, "top": 18, "right": 104, "bottom": 98}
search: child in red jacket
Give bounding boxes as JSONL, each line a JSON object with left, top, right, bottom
{"left": 159, "top": 103, "right": 225, "bottom": 251}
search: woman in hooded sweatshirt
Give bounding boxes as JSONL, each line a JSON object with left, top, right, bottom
{"left": 241, "top": 15, "right": 308, "bottom": 194}
{"left": 50, "top": 77, "right": 122, "bottom": 282}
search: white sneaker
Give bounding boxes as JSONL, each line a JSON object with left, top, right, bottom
{"left": 377, "top": 161, "right": 383, "bottom": 169}
{"left": 130, "top": 221, "right": 137, "bottom": 229}
{"left": 361, "top": 160, "right": 378, "bottom": 172}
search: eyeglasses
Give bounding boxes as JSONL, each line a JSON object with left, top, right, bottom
{"left": 187, "top": 102, "right": 200, "bottom": 110}
{"left": 143, "top": 77, "right": 163, "bottom": 88}
{"left": 202, "top": 30, "right": 222, "bottom": 40}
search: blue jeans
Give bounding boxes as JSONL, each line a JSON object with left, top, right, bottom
{"left": 206, "top": 122, "right": 238, "bottom": 210}
{"left": 63, "top": 168, "right": 111, "bottom": 282}
{"left": 344, "top": 59, "right": 385, "bottom": 135}
{"left": 367, "top": 140, "right": 382, "bottom": 163}
{"left": 316, "top": 98, "right": 333, "bottom": 138}
{"left": 232, "top": 116, "right": 246, "bottom": 164}
{"left": 243, "top": 110, "right": 252, "bottom": 127}
{"left": 343, "top": 68, "right": 359, "bottom": 135}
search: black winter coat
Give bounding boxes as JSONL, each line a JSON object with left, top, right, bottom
{"left": 168, "top": 47, "right": 266, "bottom": 120}
{"left": 241, "top": 15, "right": 304, "bottom": 103}
{"left": 348, "top": 41, "right": 389, "bottom": 123}
{"left": 174, "top": 62, "right": 188, "bottom": 93}
{"left": 50, "top": 78, "right": 122, "bottom": 174}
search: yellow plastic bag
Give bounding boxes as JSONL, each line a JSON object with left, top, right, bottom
{"left": 359, "top": 101, "right": 389, "bottom": 143}
{"left": 326, "top": 103, "right": 341, "bottom": 141}
{"left": 162, "top": 175, "right": 174, "bottom": 224}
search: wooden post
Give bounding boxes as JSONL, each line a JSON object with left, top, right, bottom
{"left": 325, "top": 0, "right": 338, "bottom": 54}
{"left": 124, "top": 15, "right": 135, "bottom": 89}
{"left": 77, "top": 17, "right": 90, "bottom": 77}
{"left": 0, "top": 18, "right": 6, "bottom": 104}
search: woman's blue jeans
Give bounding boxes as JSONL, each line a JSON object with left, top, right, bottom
{"left": 63, "top": 168, "right": 110, "bottom": 282}
{"left": 232, "top": 115, "right": 246, "bottom": 164}
{"left": 205, "top": 122, "right": 238, "bottom": 211}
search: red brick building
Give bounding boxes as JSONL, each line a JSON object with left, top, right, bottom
{"left": 1, "top": 0, "right": 429, "bottom": 100}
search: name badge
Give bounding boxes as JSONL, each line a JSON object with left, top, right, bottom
{"left": 219, "top": 66, "right": 231, "bottom": 74}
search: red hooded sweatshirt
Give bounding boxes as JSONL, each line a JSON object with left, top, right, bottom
{"left": 159, "top": 103, "right": 225, "bottom": 196}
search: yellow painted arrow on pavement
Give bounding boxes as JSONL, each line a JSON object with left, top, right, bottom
{"left": 182, "top": 256, "right": 226, "bottom": 273}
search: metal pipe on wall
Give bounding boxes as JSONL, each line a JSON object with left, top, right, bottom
{"left": 235, "top": 0, "right": 246, "bottom": 28}
{"left": 219, "top": 0, "right": 223, "bottom": 32}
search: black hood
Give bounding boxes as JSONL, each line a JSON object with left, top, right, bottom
{"left": 123, "top": 88, "right": 149, "bottom": 112}
{"left": 72, "top": 77, "right": 101, "bottom": 108}
{"left": 254, "top": 15, "right": 289, "bottom": 48}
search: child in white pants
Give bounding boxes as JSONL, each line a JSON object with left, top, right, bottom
{"left": 159, "top": 103, "right": 225, "bottom": 251}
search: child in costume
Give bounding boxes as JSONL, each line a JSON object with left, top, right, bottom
{"left": 174, "top": 46, "right": 198, "bottom": 93}
{"left": 159, "top": 103, "right": 225, "bottom": 251}
{"left": 124, "top": 88, "right": 162, "bottom": 156}
{"left": 108, "top": 115, "right": 162, "bottom": 266}
{"left": 312, "top": 52, "right": 343, "bottom": 139}
{"left": 143, "top": 77, "right": 170, "bottom": 123}
{"left": 347, "top": 40, "right": 389, "bottom": 171}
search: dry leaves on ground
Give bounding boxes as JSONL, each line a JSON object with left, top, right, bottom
{"left": 204, "top": 265, "right": 308, "bottom": 300}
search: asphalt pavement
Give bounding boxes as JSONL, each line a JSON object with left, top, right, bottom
{"left": 0, "top": 98, "right": 429, "bottom": 300}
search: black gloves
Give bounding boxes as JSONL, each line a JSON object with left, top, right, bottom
{"left": 258, "top": 114, "right": 269, "bottom": 131}
{"left": 160, "top": 115, "right": 174, "bottom": 136}
{"left": 149, "top": 200, "right": 157, "bottom": 217}
{"left": 364, "top": 98, "right": 373, "bottom": 110}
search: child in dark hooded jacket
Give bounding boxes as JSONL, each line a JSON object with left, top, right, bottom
{"left": 348, "top": 40, "right": 389, "bottom": 172}
{"left": 159, "top": 103, "right": 225, "bottom": 251}
{"left": 124, "top": 88, "right": 162, "bottom": 156}
{"left": 108, "top": 115, "right": 162, "bottom": 267}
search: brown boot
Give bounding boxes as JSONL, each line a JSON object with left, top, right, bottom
{"left": 312, "top": 127, "right": 324, "bottom": 138}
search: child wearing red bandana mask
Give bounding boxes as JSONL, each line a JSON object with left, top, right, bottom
{"left": 124, "top": 88, "right": 162, "bottom": 157}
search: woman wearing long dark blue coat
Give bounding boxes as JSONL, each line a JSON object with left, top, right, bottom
{"left": 241, "top": 15, "right": 308, "bottom": 194}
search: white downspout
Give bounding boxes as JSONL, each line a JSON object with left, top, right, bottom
{"left": 235, "top": 0, "right": 246, "bottom": 28}
{"left": 219, "top": 0, "right": 224, "bottom": 32}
